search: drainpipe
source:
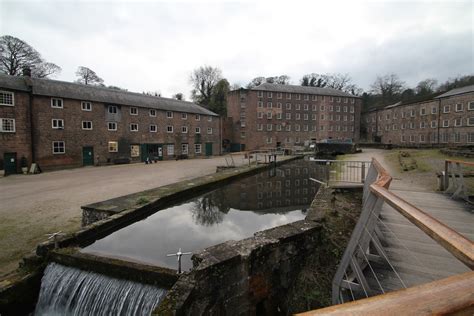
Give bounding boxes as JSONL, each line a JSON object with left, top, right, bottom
{"left": 437, "top": 98, "right": 441, "bottom": 146}
{"left": 23, "top": 68, "right": 35, "bottom": 163}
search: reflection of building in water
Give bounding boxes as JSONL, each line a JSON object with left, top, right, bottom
{"left": 223, "top": 160, "right": 326, "bottom": 212}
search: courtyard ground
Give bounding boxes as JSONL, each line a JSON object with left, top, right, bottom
{"left": 0, "top": 155, "right": 249, "bottom": 276}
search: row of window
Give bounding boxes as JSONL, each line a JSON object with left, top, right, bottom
{"left": 257, "top": 102, "right": 355, "bottom": 113}
{"left": 256, "top": 112, "right": 355, "bottom": 121}
{"left": 52, "top": 141, "right": 204, "bottom": 155}
{"left": 255, "top": 123, "right": 354, "bottom": 132}
{"left": 367, "top": 101, "right": 474, "bottom": 122}
{"left": 256, "top": 91, "right": 356, "bottom": 104}
{"left": 400, "top": 133, "right": 474, "bottom": 143}
{"left": 108, "top": 105, "right": 212, "bottom": 121}
{"left": 369, "top": 117, "right": 474, "bottom": 132}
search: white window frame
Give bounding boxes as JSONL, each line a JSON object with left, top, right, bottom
{"left": 195, "top": 114, "right": 200, "bottom": 121}
{"left": 150, "top": 124, "right": 157, "bottom": 132}
{"left": 130, "top": 107, "right": 138, "bottom": 115}
{"left": 432, "top": 106, "right": 437, "bottom": 114}
{"left": 468, "top": 101, "right": 474, "bottom": 111}
{"left": 149, "top": 109, "right": 156, "bottom": 117}
{"left": 443, "top": 105, "right": 450, "bottom": 113}
{"left": 443, "top": 120, "right": 449, "bottom": 127}
{"left": 166, "top": 111, "right": 173, "bottom": 118}
{"left": 182, "top": 126, "right": 188, "bottom": 133}
{"left": 181, "top": 113, "right": 188, "bottom": 120}
{"left": 82, "top": 121, "right": 93, "bottom": 130}
{"left": 468, "top": 117, "right": 474, "bottom": 126}
{"left": 431, "top": 121, "right": 437, "bottom": 128}
{"left": 81, "top": 101, "right": 92, "bottom": 111}
{"left": 108, "top": 141, "right": 118, "bottom": 152}
{"left": 51, "top": 98, "right": 63, "bottom": 108}
{"left": 207, "top": 127, "right": 213, "bottom": 134}
{"left": 108, "top": 122, "right": 117, "bottom": 131}
{"left": 108, "top": 105, "right": 117, "bottom": 114}
{"left": 454, "top": 118, "right": 462, "bottom": 127}
{"left": 52, "top": 141, "right": 65, "bottom": 154}
{"left": 167, "top": 144, "right": 174, "bottom": 156}
{"left": 52, "top": 119, "right": 64, "bottom": 129}
{"left": 167, "top": 125, "right": 173, "bottom": 133}
{"left": 0, "top": 91, "right": 14, "bottom": 106}
{"left": 130, "top": 123, "right": 138, "bottom": 132}
{"left": 455, "top": 103, "right": 463, "bottom": 112}
{"left": 181, "top": 143, "right": 189, "bottom": 155}
{"left": 195, "top": 143, "right": 202, "bottom": 154}
{"left": 195, "top": 127, "right": 201, "bottom": 134}
{"left": 0, "top": 118, "right": 15, "bottom": 132}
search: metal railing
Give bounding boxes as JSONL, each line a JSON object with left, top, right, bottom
{"left": 444, "top": 159, "right": 474, "bottom": 203}
{"left": 311, "top": 159, "right": 371, "bottom": 185}
{"left": 299, "top": 158, "right": 474, "bottom": 315}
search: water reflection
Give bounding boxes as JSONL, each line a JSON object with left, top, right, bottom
{"left": 83, "top": 160, "right": 326, "bottom": 271}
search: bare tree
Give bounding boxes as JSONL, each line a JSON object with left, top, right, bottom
{"left": 247, "top": 75, "right": 291, "bottom": 88}
{"left": 189, "top": 65, "right": 222, "bottom": 105}
{"left": 75, "top": 66, "right": 104, "bottom": 85}
{"left": 415, "top": 79, "right": 438, "bottom": 96}
{"left": 0, "top": 35, "right": 61, "bottom": 78}
{"left": 370, "top": 74, "right": 405, "bottom": 104}
{"left": 301, "top": 73, "right": 361, "bottom": 95}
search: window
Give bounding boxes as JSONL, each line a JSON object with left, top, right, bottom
{"left": 241, "top": 131, "right": 246, "bottom": 138}
{"left": 468, "top": 117, "right": 474, "bottom": 126}
{"left": 304, "top": 114, "right": 308, "bottom": 120}
{"left": 312, "top": 104, "right": 317, "bottom": 111}
{"left": 304, "top": 94, "right": 309, "bottom": 101}
{"left": 130, "top": 107, "right": 138, "bottom": 115}
{"left": 296, "top": 113, "right": 300, "bottom": 120}
{"left": 207, "top": 127, "right": 213, "bottom": 134}
{"left": 52, "top": 119, "right": 64, "bottom": 129}
{"left": 455, "top": 103, "right": 463, "bottom": 112}
{"left": 312, "top": 114, "right": 317, "bottom": 120}
{"left": 167, "top": 111, "right": 173, "bottom": 118}
{"left": 195, "top": 143, "right": 202, "bottom": 154}
{"left": 195, "top": 127, "right": 201, "bottom": 134}
{"left": 320, "top": 105, "right": 325, "bottom": 111}
{"left": 410, "top": 122, "right": 415, "bottom": 129}
{"left": 420, "top": 121, "right": 426, "bottom": 129}
{"left": 469, "top": 101, "right": 474, "bottom": 111}
{"left": 295, "top": 124, "right": 300, "bottom": 131}
{"left": 276, "top": 124, "right": 282, "bottom": 131}
{"left": 320, "top": 125, "right": 325, "bottom": 131}
{"left": 336, "top": 97, "right": 341, "bottom": 103}
{"left": 401, "top": 123, "right": 406, "bottom": 130}
{"left": 286, "top": 93, "right": 291, "bottom": 100}
{"left": 343, "top": 106, "right": 348, "bottom": 112}
{"left": 296, "top": 94, "right": 301, "bottom": 100}
{"left": 277, "top": 92, "right": 283, "bottom": 99}
{"left": 150, "top": 124, "right": 157, "bottom": 132}
{"left": 443, "top": 105, "right": 450, "bottom": 113}
{"left": 266, "top": 137, "right": 272, "bottom": 144}
{"left": 401, "top": 135, "right": 406, "bottom": 142}
{"left": 286, "top": 103, "right": 291, "bottom": 110}
{"left": 51, "top": 98, "right": 63, "bottom": 108}
{"left": 181, "top": 113, "right": 187, "bottom": 119}
{"left": 108, "top": 105, "right": 117, "bottom": 114}
{"left": 454, "top": 118, "right": 462, "bottom": 127}
{"left": 351, "top": 98, "right": 355, "bottom": 104}
{"left": 410, "top": 109, "right": 415, "bottom": 117}
{"left": 195, "top": 114, "right": 200, "bottom": 121}
{"left": 453, "top": 132, "right": 461, "bottom": 143}
{"left": 443, "top": 120, "right": 449, "bottom": 127}
{"left": 303, "top": 124, "right": 309, "bottom": 131}
{"left": 258, "top": 101, "right": 263, "bottom": 108}
{"left": 167, "top": 125, "right": 173, "bottom": 133}
{"left": 468, "top": 132, "right": 474, "bottom": 143}
{"left": 0, "top": 91, "right": 14, "bottom": 106}
{"left": 0, "top": 118, "right": 15, "bottom": 132}
{"left": 149, "top": 109, "right": 156, "bottom": 117}
{"left": 257, "top": 124, "right": 263, "bottom": 131}
{"left": 130, "top": 145, "right": 140, "bottom": 158}
{"left": 130, "top": 123, "right": 138, "bottom": 131}
{"left": 182, "top": 126, "right": 188, "bottom": 133}
{"left": 392, "top": 124, "right": 398, "bottom": 130}
{"left": 401, "top": 112, "right": 406, "bottom": 118}
{"left": 52, "top": 141, "right": 65, "bottom": 154}
{"left": 410, "top": 135, "right": 415, "bottom": 143}
{"left": 108, "top": 122, "right": 117, "bottom": 131}
{"left": 420, "top": 108, "right": 426, "bottom": 115}
{"left": 82, "top": 121, "right": 93, "bottom": 130}
{"left": 267, "top": 102, "right": 272, "bottom": 108}
{"left": 312, "top": 95, "right": 317, "bottom": 101}
{"left": 296, "top": 104, "right": 301, "bottom": 110}
{"left": 420, "top": 135, "right": 426, "bottom": 142}
{"left": 320, "top": 114, "right": 325, "bottom": 120}
{"left": 181, "top": 144, "right": 189, "bottom": 154}
{"left": 267, "top": 92, "right": 272, "bottom": 98}
{"left": 431, "top": 121, "right": 437, "bottom": 128}
{"left": 286, "top": 124, "right": 291, "bottom": 131}
{"left": 257, "top": 91, "right": 263, "bottom": 98}
{"left": 335, "top": 106, "right": 340, "bottom": 112}
{"left": 81, "top": 101, "right": 92, "bottom": 111}
{"left": 277, "top": 102, "right": 282, "bottom": 109}
{"left": 277, "top": 113, "right": 282, "bottom": 119}
{"left": 303, "top": 104, "right": 309, "bottom": 111}
{"left": 258, "top": 112, "right": 263, "bottom": 119}
{"left": 267, "top": 124, "right": 272, "bottom": 131}
{"left": 208, "top": 116, "right": 212, "bottom": 122}
{"left": 286, "top": 113, "right": 291, "bottom": 119}
{"left": 432, "top": 106, "right": 437, "bottom": 114}
{"left": 167, "top": 144, "right": 174, "bottom": 156}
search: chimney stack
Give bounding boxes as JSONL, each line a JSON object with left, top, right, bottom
{"left": 22, "top": 67, "right": 32, "bottom": 77}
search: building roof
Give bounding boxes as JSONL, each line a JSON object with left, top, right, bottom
{"left": 0, "top": 74, "right": 218, "bottom": 116}
{"left": 249, "top": 82, "right": 359, "bottom": 98}
{"left": 435, "top": 84, "right": 474, "bottom": 99}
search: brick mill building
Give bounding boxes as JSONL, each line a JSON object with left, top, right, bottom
{"left": 0, "top": 73, "right": 220, "bottom": 174}
{"left": 226, "top": 83, "right": 362, "bottom": 151}
{"left": 362, "top": 85, "right": 474, "bottom": 146}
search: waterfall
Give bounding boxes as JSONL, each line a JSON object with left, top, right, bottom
{"left": 35, "top": 262, "right": 167, "bottom": 316}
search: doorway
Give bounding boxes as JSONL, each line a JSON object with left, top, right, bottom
{"left": 4, "top": 152, "right": 17, "bottom": 175}
{"left": 82, "top": 147, "right": 94, "bottom": 166}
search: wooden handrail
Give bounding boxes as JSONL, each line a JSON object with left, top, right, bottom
{"left": 370, "top": 184, "right": 474, "bottom": 269}
{"left": 371, "top": 158, "right": 392, "bottom": 189}
{"left": 297, "top": 271, "right": 474, "bottom": 316}
{"left": 446, "top": 159, "right": 474, "bottom": 167}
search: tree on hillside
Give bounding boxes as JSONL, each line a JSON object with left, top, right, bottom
{"left": 246, "top": 75, "right": 290, "bottom": 88}
{"left": 75, "top": 66, "right": 104, "bottom": 85}
{"left": 208, "top": 79, "right": 230, "bottom": 116}
{"left": 0, "top": 35, "right": 61, "bottom": 78}
{"left": 437, "top": 75, "right": 474, "bottom": 92}
{"left": 190, "top": 65, "right": 223, "bottom": 105}
{"left": 300, "top": 73, "right": 362, "bottom": 95}
{"left": 416, "top": 79, "right": 437, "bottom": 96}
{"left": 173, "top": 93, "right": 185, "bottom": 100}
{"left": 370, "top": 74, "right": 405, "bottom": 105}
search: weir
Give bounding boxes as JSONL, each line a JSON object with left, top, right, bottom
{"left": 35, "top": 262, "right": 167, "bottom": 316}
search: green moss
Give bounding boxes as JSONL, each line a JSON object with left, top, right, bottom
{"left": 137, "top": 197, "right": 150, "bottom": 205}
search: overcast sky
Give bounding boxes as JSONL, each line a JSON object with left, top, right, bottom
{"left": 1, "top": 0, "right": 472, "bottom": 99}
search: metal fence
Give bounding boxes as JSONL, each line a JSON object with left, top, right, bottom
{"left": 311, "top": 159, "right": 371, "bottom": 185}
